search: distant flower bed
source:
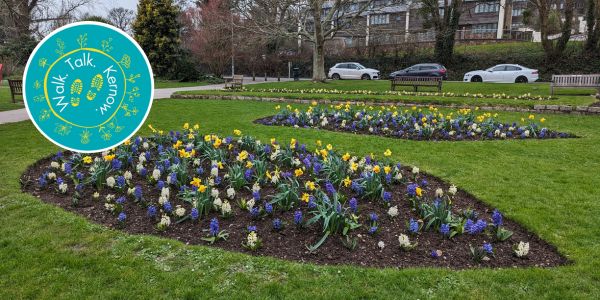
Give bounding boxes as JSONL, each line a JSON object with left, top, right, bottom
{"left": 227, "top": 87, "right": 553, "bottom": 101}
{"left": 22, "top": 125, "right": 565, "bottom": 268}
{"left": 257, "top": 103, "right": 575, "bottom": 141}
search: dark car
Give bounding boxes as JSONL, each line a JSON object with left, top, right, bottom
{"left": 389, "top": 63, "right": 447, "bottom": 79}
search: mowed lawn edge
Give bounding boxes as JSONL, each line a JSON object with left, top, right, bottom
{"left": 0, "top": 99, "right": 599, "bottom": 299}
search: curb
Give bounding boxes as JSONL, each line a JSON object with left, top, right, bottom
{"left": 171, "top": 94, "right": 600, "bottom": 115}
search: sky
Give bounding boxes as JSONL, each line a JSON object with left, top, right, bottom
{"left": 83, "top": 0, "right": 140, "bottom": 16}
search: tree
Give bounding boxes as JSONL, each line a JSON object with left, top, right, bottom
{"left": 107, "top": 7, "right": 135, "bottom": 33}
{"left": 585, "top": 0, "right": 600, "bottom": 52}
{"left": 133, "top": 0, "right": 182, "bottom": 77}
{"left": 418, "top": 0, "right": 464, "bottom": 64}
{"left": 233, "top": 0, "right": 382, "bottom": 82}
{"left": 79, "top": 13, "right": 113, "bottom": 24}
{"left": 528, "top": 0, "right": 577, "bottom": 59}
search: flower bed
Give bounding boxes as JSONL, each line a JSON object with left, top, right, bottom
{"left": 228, "top": 87, "right": 553, "bottom": 101}
{"left": 256, "top": 103, "right": 575, "bottom": 141}
{"left": 21, "top": 125, "right": 566, "bottom": 268}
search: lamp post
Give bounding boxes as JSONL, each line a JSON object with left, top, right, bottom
{"left": 262, "top": 54, "right": 267, "bottom": 81}
{"left": 230, "top": 11, "right": 235, "bottom": 76}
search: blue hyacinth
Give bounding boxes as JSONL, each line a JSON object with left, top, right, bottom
{"left": 349, "top": 198, "right": 358, "bottom": 213}
{"left": 409, "top": 218, "right": 420, "bottom": 234}
{"left": 118, "top": 212, "right": 126, "bottom": 222}
{"left": 325, "top": 181, "right": 336, "bottom": 195}
{"left": 369, "top": 212, "right": 378, "bottom": 222}
{"left": 247, "top": 225, "right": 257, "bottom": 232}
{"left": 134, "top": 185, "right": 143, "bottom": 200}
{"left": 294, "top": 210, "right": 303, "bottom": 225}
{"left": 407, "top": 183, "right": 418, "bottom": 197}
{"left": 252, "top": 191, "right": 261, "bottom": 201}
{"left": 492, "top": 209, "right": 503, "bottom": 227}
{"left": 440, "top": 223, "right": 450, "bottom": 236}
{"left": 383, "top": 191, "right": 392, "bottom": 202}
{"left": 156, "top": 180, "right": 165, "bottom": 190}
{"left": 147, "top": 205, "right": 157, "bottom": 217}
{"left": 368, "top": 226, "right": 378, "bottom": 235}
{"left": 244, "top": 169, "right": 253, "bottom": 181}
{"left": 273, "top": 218, "right": 283, "bottom": 231}
{"left": 250, "top": 207, "right": 260, "bottom": 218}
{"left": 76, "top": 172, "right": 84, "bottom": 180}
{"left": 465, "top": 219, "right": 487, "bottom": 234}
{"left": 163, "top": 201, "right": 172, "bottom": 213}
{"left": 116, "top": 176, "right": 126, "bottom": 188}
{"left": 264, "top": 202, "right": 273, "bottom": 214}
{"left": 209, "top": 218, "right": 219, "bottom": 236}
{"left": 116, "top": 196, "right": 126, "bottom": 205}
{"left": 191, "top": 208, "right": 199, "bottom": 220}
{"left": 483, "top": 243, "right": 493, "bottom": 254}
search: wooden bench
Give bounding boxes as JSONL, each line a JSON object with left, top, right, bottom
{"left": 8, "top": 79, "right": 23, "bottom": 103}
{"left": 224, "top": 75, "right": 244, "bottom": 89}
{"left": 551, "top": 74, "right": 600, "bottom": 97}
{"left": 390, "top": 76, "right": 443, "bottom": 92}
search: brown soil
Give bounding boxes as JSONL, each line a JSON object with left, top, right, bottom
{"left": 21, "top": 154, "right": 568, "bottom": 269}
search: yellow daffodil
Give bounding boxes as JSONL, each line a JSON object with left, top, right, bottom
{"left": 294, "top": 168, "right": 304, "bottom": 177}
{"left": 326, "top": 144, "right": 333, "bottom": 151}
{"left": 83, "top": 156, "right": 93, "bottom": 164}
{"left": 246, "top": 161, "right": 253, "bottom": 168}
{"left": 204, "top": 135, "right": 211, "bottom": 142}
{"left": 305, "top": 181, "right": 316, "bottom": 191}
{"left": 198, "top": 184, "right": 207, "bottom": 193}
{"left": 183, "top": 123, "right": 189, "bottom": 129}
{"left": 233, "top": 129, "right": 242, "bottom": 136}
{"left": 103, "top": 154, "right": 116, "bottom": 162}
{"left": 193, "top": 124, "right": 200, "bottom": 130}
{"left": 384, "top": 149, "right": 392, "bottom": 157}
{"left": 213, "top": 138, "right": 222, "bottom": 148}
{"left": 342, "top": 152, "right": 351, "bottom": 161}
{"left": 416, "top": 187, "right": 423, "bottom": 197}
{"left": 301, "top": 193, "right": 310, "bottom": 203}
{"left": 172, "top": 140, "right": 182, "bottom": 149}
{"left": 290, "top": 138, "right": 297, "bottom": 149}
{"left": 384, "top": 166, "right": 391, "bottom": 174}
{"left": 350, "top": 162, "right": 358, "bottom": 171}
{"left": 528, "top": 114, "right": 535, "bottom": 120}
{"left": 148, "top": 124, "right": 157, "bottom": 132}
{"left": 373, "top": 165, "right": 381, "bottom": 174}
{"left": 540, "top": 118, "right": 546, "bottom": 123}
{"left": 343, "top": 176, "right": 352, "bottom": 187}
{"left": 190, "top": 177, "right": 201, "bottom": 188}
{"left": 319, "top": 149, "right": 328, "bottom": 159}
{"left": 123, "top": 139, "right": 131, "bottom": 146}
{"left": 316, "top": 140, "right": 322, "bottom": 147}
{"left": 217, "top": 162, "right": 224, "bottom": 169}
{"left": 237, "top": 150, "right": 248, "bottom": 161}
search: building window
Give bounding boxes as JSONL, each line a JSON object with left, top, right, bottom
{"left": 512, "top": 8, "right": 524, "bottom": 16}
{"left": 472, "top": 23, "right": 498, "bottom": 33}
{"left": 345, "top": 3, "right": 359, "bottom": 12}
{"left": 370, "top": 14, "right": 390, "bottom": 25}
{"left": 475, "top": 2, "right": 500, "bottom": 14}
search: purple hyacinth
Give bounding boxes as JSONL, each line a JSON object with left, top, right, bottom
{"left": 492, "top": 209, "right": 503, "bottom": 227}
{"left": 147, "top": 205, "right": 157, "bottom": 217}
{"left": 76, "top": 172, "right": 84, "bottom": 180}
{"left": 37, "top": 175, "right": 47, "bottom": 187}
{"left": 191, "top": 208, "right": 199, "bottom": 220}
{"left": 116, "top": 176, "right": 126, "bottom": 188}
{"left": 169, "top": 173, "right": 177, "bottom": 184}
{"left": 272, "top": 218, "right": 283, "bottom": 231}
{"left": 431, "top": 250, "right": 440, "bottom": 258}
{"left": 118, "top": 212, "right": 126, "bottom": 222}
{"left": 134, "top": 185, "right": 143, "bottom": 200}
{"left": 209, "top": 218, "right": 219, "bottom": 236}
{"left": 156, "top": 180, "right": 165, "bottom": 190}
{"left": 244, "top": 169, "right": 253, "bottom": 181}
{"left": 313, "top": 163, "right": 322, "bottom": 174}
{"left": 111, "top": 159, "right": 122, "bottom": 170}
{"left": 264, "top": 202, "right": 273, "bottom": 214}
{"left": 368, "top": 226, "right": 378, "bottom": 235}
{"left": 369, "top": 212, "right": 378, "bottom": 222}
{"left": 247, "top": 225, "right": 257, "bottom": 232}
{"left": 465, "top": 219, "right": 487, "bottom": 235}
{"left": 325, "top": 181, "right": 336, "bottom": 195}
{"left": 294, "top": 210, "right": 303, "bottom": 225}
{"left": 252, "top": 191, "right": 261, "bottom": 201}
{"left": 483, "top": 243, "right": 493, "bottom": 254}
{"left": 116, "top": 196, "right": 126, "bottom": 205}
{"left": 349, "top": 197, "right": 358, "bottom": 213}
{"left": 383, "top": 191, "right": 392, "bottom": 202}
{"left": 407, "top": 183, "right": 418, "bottom": 197}
{"left": 139, "top": 167, "right": 147, "bottom": 177}
{"left": 63, "top": 163, "right": 72, "bottom": 174}
{"left": 250, "top": 207, "right": 260, "bottom": 218}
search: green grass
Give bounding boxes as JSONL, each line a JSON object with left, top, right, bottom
{"left": 1, "top": 99, "right": 600, "bottom": 298}
{"left": 176, "top": 81, "right": 597, "bottom": 108}
{"left": 0, "top": 86, "right": 25, "bottom": 112}
{"left": 154, "top": 80, "right": 211, "bottom": 89}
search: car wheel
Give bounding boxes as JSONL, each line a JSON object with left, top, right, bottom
{"left": 361, "top": 74, "right": 371, "bottom": 80}
{"left": 471, "top": 75, "right": 482, "bottom": 82}
{"left": 331, "top": 73, "right": 341, "bottom": 80}
{"left": 515, "top": 76, "right": 528, "bottom": 83}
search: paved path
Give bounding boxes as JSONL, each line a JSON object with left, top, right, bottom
{"left": 0, "top": 77, "right": 299, "bottom": 125}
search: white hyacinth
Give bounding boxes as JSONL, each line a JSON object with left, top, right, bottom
{"left": 435, "top": 188, "right": 444, "bottom": 198}
{"left": 58, "top": 182, "right": 68, "bottom": 193}
{"left": 104, "top": 203, "right": 115, "bottom": 212}
{"left": 412, "top": 166, "right": 420, "bottom": 174}
{"left": 377, "top": 241, "right": 385, "bottom": 250}
{"left": 193, "top": 158, "right": 201, "bottom": 166}
{"left": 514, "top": 241, "right": 530, "bottom": 257}
{"left": 158, "top": 195, "right": 168, "bottom": 205}
{"left": 105, "top": 194, "right": 115, "bottom": 202}
{"left": 47, "top": 172, "right": 56, "bottom": 180}
{"left": 93, "top": 192, "right": 100, "bottom": 199}
{"left": 174, "top": 205, "right": 186, "bottom": 217}
{"left": 252, "top": 182, "right": 261, "bottom": 193}
{"left": 159, "top": 215, "right": 171, "bottom": 228}
{"left": 210, "top": 166, "right": 219, "bottom": 177}
{"left": 247, "top": 199, "right": 255, "bottom": 211}
{"left": 247, "top": 231, "right": 258, "bottom": 247}
{"left": 213, "top": 197, "right": 222, "bottom": 208}
{"left": 124, "top": 171, "right": 132, "bottom": 181}
{"left": 106, "top": 176, "right": 116, "bottom": 188}
{"left": 152, "top": 169, "right": 161, "bottom": 181}
{"left": 227, "top": 187, "right": 236, "bottom": 199}
{"left": 136, "top": 163, "right": 144, "bottom": 173}
{"left": 222, "top": 200, "right": 232, "bottom": 215}
{"left": 448, "top": 185, "right": 458, "bottom": 195}
{"left": 138, "top": 153, "right": 146, "bottom": 163}
{"left": 398, "top": 234, "right": 412, "bottom": 249}
{"left": 143, "top": 142, "right": 149, "bottom": 149}
{"left": 50, "top": 161, "right": 60, "bottom": 169}
{"left": 211, "top": 189, "right": 220, "bottom": 199}
{"left": 127, "top": 187, "right": 135, "bottom": 195}
{"left": 387, "top": 206, "right": 399, "bottom": 217}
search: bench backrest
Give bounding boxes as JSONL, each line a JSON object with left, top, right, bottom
{"left": 392, "top": 76, "right": 442, "bottom": 84}
{"left": 232, "top": 75, "right": 244, "bottom": 83}
{"left": 552, "top": 74, "right": 600, "bottom": 87}
{"left": 8, "top": 79, "right": 23, "bottom": 94}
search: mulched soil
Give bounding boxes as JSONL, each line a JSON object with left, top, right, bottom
{"left": 254, "top": 116, "right": 576, "bottom": 142}
{"left": 21, "top": 154, "right": 568, "bottom": 270}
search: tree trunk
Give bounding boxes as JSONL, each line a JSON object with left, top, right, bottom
{"left": 585, "top": 0, "right": 600, "bottom": 52}
{"left": 312, "top": 42, "right": 326, "bottom": 82}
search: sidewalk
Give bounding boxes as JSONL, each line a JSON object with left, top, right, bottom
{"left": 0, "top": 77, "right": 299, "bottom": 124}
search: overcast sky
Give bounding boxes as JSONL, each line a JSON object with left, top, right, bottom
{"left": 84, "top": 0, "right": 140, "bottom": 15}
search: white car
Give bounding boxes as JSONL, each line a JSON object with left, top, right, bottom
{"left": 463, "top": 64, "right": 539, "bottom": 83}
{"left": 328, "top": 62, "right": 380, "bottom": 80}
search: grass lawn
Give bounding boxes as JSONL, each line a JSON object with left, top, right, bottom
{"left": 154, "top": 80, "right": 211, "bottom": 89}
{"left": 177, "top": 80, "right": 598, "bottom": 108}
{"left": 0, "top": 86, "right": 25, "bottom": 112}
{"left": 1, "top": 99, "right": 599, "bottom": 298}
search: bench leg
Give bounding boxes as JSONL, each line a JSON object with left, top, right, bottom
{"left": 414, "top": 86, "right": 418, "bottom": 92}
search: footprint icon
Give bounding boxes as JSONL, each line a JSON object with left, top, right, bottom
{"left": 70, "top": 79, "right": 83, "bottom": 107}
{"left": 86, "top": 74, "right": 104, "bottom": 101}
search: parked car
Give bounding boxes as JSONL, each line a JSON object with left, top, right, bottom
{"left": 389, "top": 63, "right": 447, "bottom": 79}
{"left": 463, "top": 64, "right": 539, "bottom": 83}
{"left": 328, "top": 62, "right": 380, "bottom": 80}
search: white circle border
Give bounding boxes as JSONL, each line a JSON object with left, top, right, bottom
{"left": 23, "top": 21, "right": 155, "bottom": 154}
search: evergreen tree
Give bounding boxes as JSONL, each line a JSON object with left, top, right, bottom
{"left": 133, "top": 0, "right": 181, "bottom": 78}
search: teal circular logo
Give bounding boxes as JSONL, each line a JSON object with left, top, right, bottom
{"left": 24, "top": 21, "right": 154, "bottom": 153}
